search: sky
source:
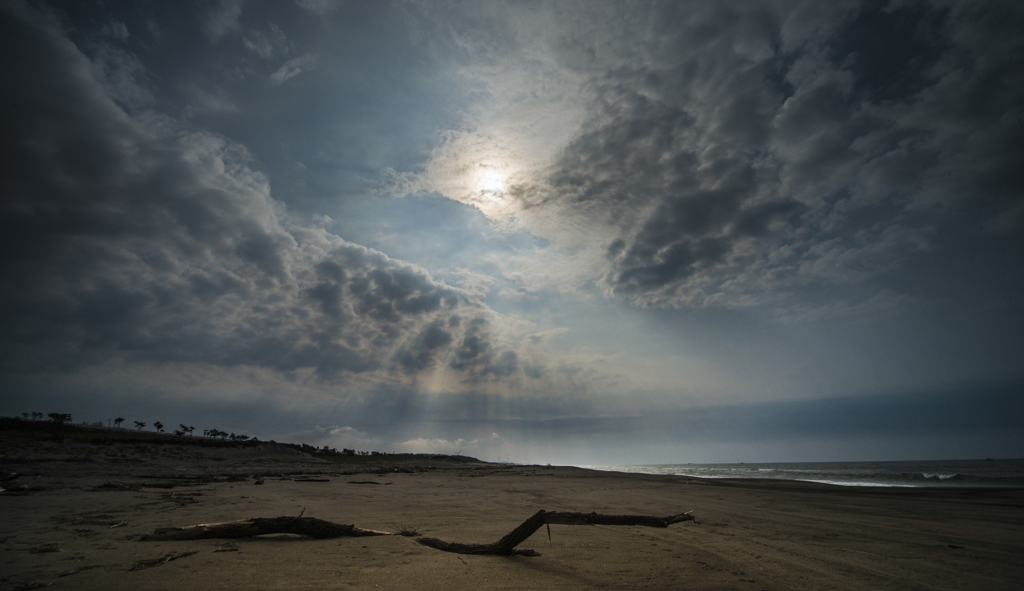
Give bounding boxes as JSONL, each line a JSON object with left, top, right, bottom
{"left": 1, "top": 0, "right": 1022, "bottom": 465}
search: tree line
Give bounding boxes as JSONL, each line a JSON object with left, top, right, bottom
{"left": 11, "top": 412, "right": 413, "bottom": 458}
{"left": 17, "top": 412, "right": 256, "bottom": 441}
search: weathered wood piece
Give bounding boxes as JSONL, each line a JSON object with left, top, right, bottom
{"left": 416, "top": 510, "right": 694, "bottom": 556}
{"left": 130, "top": 551, "right": 197, "bottom": 570}
{"left": 140, "top": 510, "right": 694, "bottom": 557}
{"left": 140, "top": 516, "right": 391, "bottom": 541}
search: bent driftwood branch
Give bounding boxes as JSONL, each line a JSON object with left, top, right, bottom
{"left": 140, "top": 516, "right": 391, "bottom": 541}
{"left": 416, "top": 510, "right": 695, "bottom": 556}
{"left": 140, "top": 510, "right": 695, "bottom": 557}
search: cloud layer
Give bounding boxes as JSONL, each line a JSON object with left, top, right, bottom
{"left": 415, "top": 1, "right": 1024, "bottom": 312}
{"left": 0, "top": 4, "right": 530, "bottom": 389}
{"left": 1, "top": 0, "right": 1021, "bottom": 463}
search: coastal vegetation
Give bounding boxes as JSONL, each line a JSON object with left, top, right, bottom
{"left": 0, "top": 414, "right": 471, "bottom": 462}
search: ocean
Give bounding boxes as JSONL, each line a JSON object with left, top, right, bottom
{"left": 585, "top": 458, "right": 1024, "bottom": 488}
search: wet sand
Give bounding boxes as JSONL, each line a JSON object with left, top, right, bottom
{"left": 2, "top": 438, "right": 1023, "bottom": 590}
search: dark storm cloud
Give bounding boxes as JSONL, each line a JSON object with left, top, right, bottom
{"left": 0, "top": 3, "right": 487, "bottom": 381}
{"left": 829, "top": 0, "right": 947, "bottom": 104}
{"left": 391, "top": 319, "right": 453, "bottom": 373}
{"left": 524, "top": 0, "right": 1024, "bottom": 308}
{"left": 448, "top": 316, "right": 520, "bottom": 378}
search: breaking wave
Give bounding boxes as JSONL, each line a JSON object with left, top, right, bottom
{"left": 585, "top": 459, "right": 1024, "bottom": 488}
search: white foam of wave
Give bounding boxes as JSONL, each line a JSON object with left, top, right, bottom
{"left": 802, "top": 479, "right": 915, "bottom": 488}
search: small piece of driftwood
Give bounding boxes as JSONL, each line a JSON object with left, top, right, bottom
{"left": 129, "top": 550, "right": 198, "bottom": 570}
{"left": 416, "top": 510, "right": 694, "bottom": 556}
{"left": 140, "top": 516, "right": 391, "bottom": 541}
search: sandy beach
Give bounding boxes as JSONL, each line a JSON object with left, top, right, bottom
{"left": 2, "top": 430, "right": 1023, "bottom": 590}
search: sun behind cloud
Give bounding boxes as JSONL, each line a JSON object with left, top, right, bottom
{"left": 478, "top": 168, "right": 505, "bottom": 193}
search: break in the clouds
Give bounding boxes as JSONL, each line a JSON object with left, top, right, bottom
{"left": 1, "top": 0, "right": 1022, "bottom": 464}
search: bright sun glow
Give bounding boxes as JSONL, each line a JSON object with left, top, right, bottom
{"left": 478, "top": 169, "right": 505, "bottom": 193}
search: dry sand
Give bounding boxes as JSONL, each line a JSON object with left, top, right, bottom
{"left": 2, "top": 434, "right": 1023, "bottom": 590}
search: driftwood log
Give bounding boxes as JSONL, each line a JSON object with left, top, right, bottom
{"left": 140, "top": 510, "right": 694, "bottom": 556}
{"left": 140, "top": 516, "right": 391, "bottom": 541}
{"left": 417, "top": 510, "right": 695, "bottom": 556}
